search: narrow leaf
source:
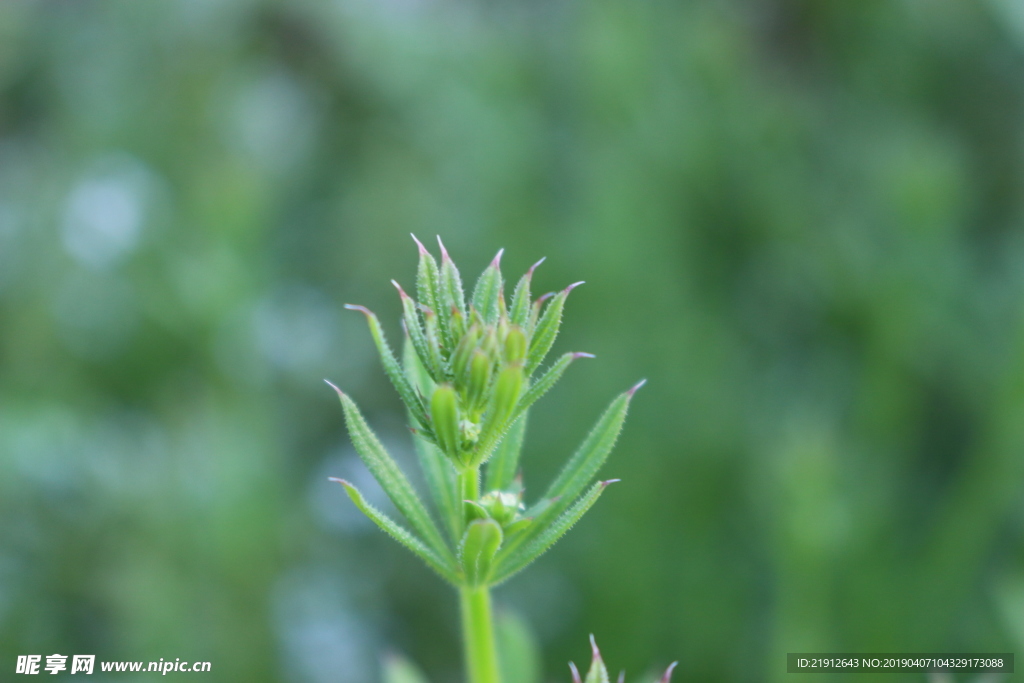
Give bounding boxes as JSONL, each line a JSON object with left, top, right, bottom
{"left": 412, "top": 233, "right": 440, "bottom": 318}
{"left": 491, "top": 480, "right": 615, "bottom": 585}
{"left": 459, "top": 518, "right": 503, "bottom": 586}
{"left": 431, "top": 384, "right": 462, "bottom": 462}
{"left": 394, "top": 281, "right": 441, "bottom": 382}
{"left": 585, "top": 635, "right": 610, "bottom": 683}
{"left": 331, "top": 478, "right": 457, "bottom": 584}
{"left": 437, "top": 236, "right": 467, "bottom": 346}
{"left": 504, "top": 326, "right": 527, "bottom": 365}
{"left": 509, "top": 258, "right": 544, "bottom": 332}
{"left": 486, "top": 413, "right": 527, "bottom": 492}
{"left": 496, "top": 388, "right": 634, "bottom": 559}
{"left": 345, "top": 305, "right": 430, "bottom": 432}
{"left": 331, "top": 387, "right": 453, "bottom": 565}
{"left": 513, "top": 352, "right": 594, "bottom": 422}
{"left": 525, "top": 282, "right": 583, "bottom": 375}
{"left": 471, "top": 364, "right": 524, "bottom": 467}
{"left": 543, "top": 385, "right": 637, "bottom": 509}
{"left": 405, "top": 339, "right": 460, "bottom": 544}
{"left": 471, "top": 249, "right": 505, "bottom": 324}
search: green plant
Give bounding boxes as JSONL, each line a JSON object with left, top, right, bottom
{"left": 571, "top": 636, "right": 677, "bottom": 683}
{"left": 327, "top": 236, "right": 649, "bottom": 683}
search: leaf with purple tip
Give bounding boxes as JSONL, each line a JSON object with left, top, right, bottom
{"left": 509, "top": 258, "right": 544, "bottom": 331}
{"left": 437, "top": 237, "right": 467, "bottom": 344}
{"left": 394, "top": 281, "right": 441, "bottom": 382}
{"left": 412, "top": 234, "right": 440, "bottom": 315}
{"left": 330, "top": 387, "right": 452, "bottom": 566}
{"left": 404, "top": 339, "right": 461, "bottom": 545}
{"left": 471, "top": 364, "right": 524, "bottom": 467}
{"left": 541, "top": 386, "right": 636, "bottom": 513}
{"left": 585, "top": 635, "right": 610, "bottom": 683}
{"left": 525, "top": 283, "right": 582, "bottom": 375}
{"left": 491, "top": 480, "right": 615, "bottom": 584}
{"left": 513, "top": 352, "right": 593, "bottom": 422}
{"left": 346, "top": 305, "right": 430, "bottom": 432}
{"left": 471, "top": 249, "right": 505, "bottom": 324}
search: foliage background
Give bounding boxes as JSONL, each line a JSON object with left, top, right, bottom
{"left": 3, "top": 0, "right": 1024, "bottom": 681}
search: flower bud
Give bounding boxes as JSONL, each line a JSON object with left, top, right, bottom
{"left": 503, "top": 326, "right": 527, "bottom": 365}
{"left": 466, "top": 350, "right": 493, "bottom": 413}
{"left": 430, "top": 384, "right": 461, "bottom": 459}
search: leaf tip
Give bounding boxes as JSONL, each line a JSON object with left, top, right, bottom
{"left": 572, "top": 352, "right": 596, "bottom": 359}
{"left": 437, "top": 235, "right": 451, "bottom": 261}
{"left": 528, "top": 256, "right": 546, "bottom": 276}
{"left": 565, "top": 280, "right": 585, "bottom": 294}
{"left": 617, "top": 671, "right": 626, "bottom": 683}
{"left": 589, "top": 634, "right": 602, "bottom": 661}
{"left": 627, "top": 378, "right": 647, "bottom": 396}
{"left": 391, "top": 279, "right": 410, "bottom": 299}
{"left": 661, "top": 662, "right": 679, "bottom": 683}
{"left": 327, "top": 476, "right": 350, "bottom": 486}
{"left": 324, "top": 379, "right": 345, "bottom": 396}
{"left": 569, "top": 662, "right": 582, "bottom": 683}
{"left": 491, "top": 248, "right": 505, "bottom": 268}
{"left": 600, "top": 478, "right": 621, "bottom": 487}
{"left": 410, "top": 233, "right": 429, "bottom": 255}
{"left": 536, "top": 292, "right": 555, "bottom": 306}
{"left": 344, "top": 304, "right": 373, "bottom": 318}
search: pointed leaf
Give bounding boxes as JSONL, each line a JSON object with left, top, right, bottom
{"left": 472, "top": 249, "right": 505, "bottom": 324}
{"left": 525, "top": 282, "right": 582, "bottom": 375}
{"left": 431, "top": 384, "right": 462, "bottom": 462}
{"left": 332, "top": 387, "right": 453, "bottom": 565}
{"left": 395, "top": 281, "right": 442, "bottom": 381}
{"left": 491, "top": 480, "right": 615, "bottom": 585}
{"left": 660, "top": 662, "right": 679, "bottom": 683}
{"left": 346, "top": 305, "right": 430, "bottom": 433}
{"left": 513, "top": 352, "right": 593, "bottom": 422}
{"left": 486, "top": 413, "right": 527, "bottom": 492}
{"left": 543, "top": 386, "right": 635, "bottom": 505}
{"left": 503, "top": 385, "right": 636, "bottom": 561}
{"left": 504, "top": 326, "right": 527, "bottom": 365}
{"left": 471, "top": 364, "right": 524, "bottom": 467}
{"left": 437, "top": 236, "right": 467, "bottom": 346}
{"left": 404, "top": 339, "right": 460, "bottom": 544}
{"left": 509, "top": 258, "right": 543, "bottom": 331}
{"left": 585, "top": 635, "right": 610, "bottom": 683}
{"left": 412, "top": 233, "right": 440, "bottom": 319}
{"left": 331, "top": 478, "right": 457, "bottom": 584}
{"left": 459, "top": 518, "right": 503, "bottom": 586}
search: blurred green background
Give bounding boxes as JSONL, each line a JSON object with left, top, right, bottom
{"left": 3, "top": 0, "right": 1024, "bottom": 681}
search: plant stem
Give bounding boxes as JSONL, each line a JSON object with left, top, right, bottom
{"left": 459, "top": 465, "right": 480, "bottom": 506}
{"left": 456, "top": 466, "right": 500, "bottom": 683}
{"left": 460, "top": 584, "right": 501, "bottom": 683}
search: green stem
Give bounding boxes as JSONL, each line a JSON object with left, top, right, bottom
{"left": 457, "top": 466, "right": 500, "bottom": 683}
{"left": 459, "top": 465, "right": 480, "bottom": 505}
{"left": 460, "top": 584, "right": 501, "bottom": 683}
